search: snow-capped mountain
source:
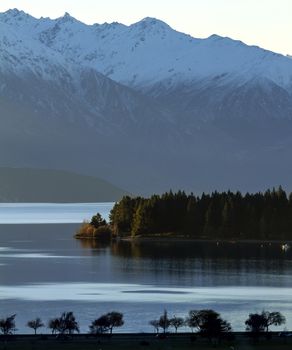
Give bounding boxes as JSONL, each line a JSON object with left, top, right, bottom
{"left": 3, "top": 10, "right": 292, "bottom": 90}
{"left": 0, "top": 12, "right": 173, "bottom": 131}
{"left": 1, "top": 8, "right": 292, "bottom": 194}
{"left": 2, "top": 9, "right": 292, "bottom": 122}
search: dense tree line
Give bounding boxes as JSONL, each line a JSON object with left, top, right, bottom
{"left": 110, "top": 187, "right": 292, "bottom": 240}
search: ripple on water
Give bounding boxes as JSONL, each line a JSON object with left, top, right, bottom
{"left": 1, "top": 283, "right": 292, "bottom": 305}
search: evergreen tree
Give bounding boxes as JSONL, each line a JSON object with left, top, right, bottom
{"left": 109, "top": 188, "right": 292, "bottom": 241}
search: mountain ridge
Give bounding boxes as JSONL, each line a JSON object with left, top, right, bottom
{"left": 1, "top": 9, "right": 292, "bottom": 91}
{"left": 1, "top": 9, "right": 292, "bottom": 194}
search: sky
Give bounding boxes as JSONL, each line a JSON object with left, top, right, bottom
{"left": 0, "top": 0, "right": 291, "bottom": 55}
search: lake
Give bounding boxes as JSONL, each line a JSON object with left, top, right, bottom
{"left": 1, "top": 203, "right": 292, "bottom": 333}
{"left": 0, "top": 203, "right": 113, "bottom": 224}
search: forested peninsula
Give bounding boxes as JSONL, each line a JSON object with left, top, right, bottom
{"left": 76, "top": 187, "right": 292, "bottom": 241}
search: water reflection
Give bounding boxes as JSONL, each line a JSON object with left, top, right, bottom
{"left": 0, "top": 203, "right": 113, "bottom": 224}
{"left": 78, "top": 239, "right": 292, "bottom": 288}
{"left": 2, "top": 224, "right": 292, "bottom": 332}
{"left": 79, "top": 239, "right": 292, "bottom": 260}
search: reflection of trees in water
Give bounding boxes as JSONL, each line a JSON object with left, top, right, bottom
{"left": 78, "top": 239, "right": 110, "bottom": 251}
{"left": 75, "top": 239, "right": 292, "bottom": 288}
{"left": 78, "top": 239, "right": 292, "bottom": 260}
{"left": 76, "top": 239, "right": 291, "bottom": 284}
{"left": 111, "top": 240, "right": 292, "bottom": 261}
{"left": 114, "top": 241, "right": 291, "bottom": 286}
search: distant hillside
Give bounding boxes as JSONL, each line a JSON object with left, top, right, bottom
{"left": 0, "top": 168, "right": 128, "bottom": 202}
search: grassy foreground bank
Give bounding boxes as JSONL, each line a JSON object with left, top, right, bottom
{"left": 1, "top": 333, "right": 292, "bottom": 350}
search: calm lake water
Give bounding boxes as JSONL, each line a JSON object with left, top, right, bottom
{"left": 1, "top": 203, "right": 292, "bottom": 333}
{"left": 0, "top": 203, "right": 113, "bottom": 223}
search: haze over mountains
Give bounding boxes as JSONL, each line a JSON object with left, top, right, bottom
{"left": 1, "top": 9, "right": 292, "bottom": 196}
{"left": 0, "top": 168, "right": 128, "bottom": 202}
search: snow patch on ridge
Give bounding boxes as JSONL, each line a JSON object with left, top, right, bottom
{"left": 1, "top": 8, "right": 292, "bottom": 95}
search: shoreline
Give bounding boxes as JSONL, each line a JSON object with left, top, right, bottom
{"left": 0, "top": 331, "right": 284, "bottom": 336}
{"left": 76, "top": 235, "right": 292, "bottom": 244}
{"left": 122, "top": 237, "right": 292, "bottom": 244}
{"left": 1, "top": 332, "right": 291, "bottom": 350}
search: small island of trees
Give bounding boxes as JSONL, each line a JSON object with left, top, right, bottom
{"left": 76, "top": 187, "right": 292, "bottom": 241}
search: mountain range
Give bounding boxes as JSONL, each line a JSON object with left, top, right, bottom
{"left": 1, "top": 9, "right": 292, "bottom": 196}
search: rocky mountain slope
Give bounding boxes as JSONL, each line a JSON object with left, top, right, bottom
{"left": 1, "top": 9, "right": 292, "bottom": 194}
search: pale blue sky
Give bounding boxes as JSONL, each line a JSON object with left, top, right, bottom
{"left": 0, "top": 0, "right": 291, "bottom": 55}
